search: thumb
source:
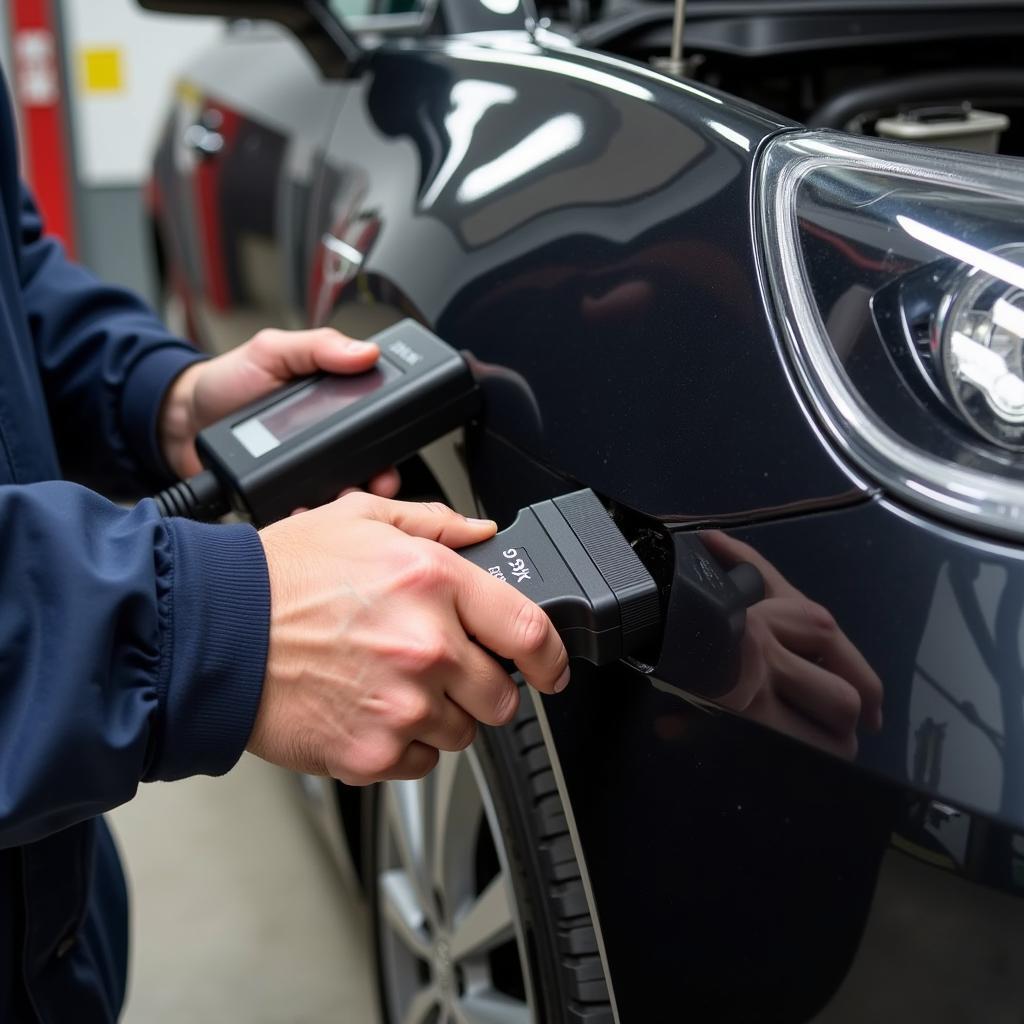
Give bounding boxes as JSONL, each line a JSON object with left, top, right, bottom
{"left": 351, "top": 495, "right": 497, "bottom": 548}
{"left": 193, "top": 328, "right": 381, "bottom": 430}
{"left": 247, "top": 327, "right": 380, "bottom": 383}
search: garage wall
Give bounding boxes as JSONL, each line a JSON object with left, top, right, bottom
{"left": 0, "top": 18, "right": 10, "bottom": 84}
{"left": 59, "top": 0, "right": 224, "bottom": 304}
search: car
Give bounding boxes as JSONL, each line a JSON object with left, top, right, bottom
{"left": 143, "top": 1, "right": 1024, "bottom": 1020}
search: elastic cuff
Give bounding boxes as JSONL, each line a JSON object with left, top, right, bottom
{"left": 148, "top": 515, "right": 270, "bottom": 781}
{"left": 120, "top": 344, "right": 206, "bottom": 483}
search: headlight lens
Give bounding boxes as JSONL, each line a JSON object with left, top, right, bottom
{"left": 760, "top": 131, "right": 1024, "bottom": 538}
{"left": 937, "top": 244, "right": 1024, "bottom": 449}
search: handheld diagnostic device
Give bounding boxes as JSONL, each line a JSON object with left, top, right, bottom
{"left": 154, "top": 320, "right": 479, "bottom": 526}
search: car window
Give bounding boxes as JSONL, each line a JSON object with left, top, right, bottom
{"left": 328, "top": 0, "right": 425, "bottom": 17}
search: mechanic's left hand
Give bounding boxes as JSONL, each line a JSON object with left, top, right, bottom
{"left": 159, "top": 327, "right": 401, "bottom": 498}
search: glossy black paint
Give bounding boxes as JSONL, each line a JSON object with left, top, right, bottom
{"left": 721, "top": 498, "right": 1024, "bottom": 832}
{"left": 473, "top": 427, "right": 1024, "bottom": 1019}
{"left": 149, "top": 15, "right": 1024, "bottom": 1022}
{"left": 313, "top": 39, "right": 865, "bottom": 522}
{"left": 541, "top": 655, "right": 899, "bottom": 1022}
{"left": 548, "top": 493, "right": 1024, "bottom": 1020}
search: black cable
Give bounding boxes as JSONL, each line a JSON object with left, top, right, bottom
{"left": 152, "top": 469, "right": 231, "bottom": 522}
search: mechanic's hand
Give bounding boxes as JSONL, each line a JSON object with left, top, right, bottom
{"left": 250, "top": 493, "right": 571, "bottom": 785}
{"left": 158, "top": 327, "right": 401, "bottom": 498}
{"left": 702, "top": 531, "right": 883, "bottom": 760}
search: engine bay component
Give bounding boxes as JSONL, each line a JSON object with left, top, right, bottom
{"left": 875, "top": 105, "right": 1009, "bottom": 154}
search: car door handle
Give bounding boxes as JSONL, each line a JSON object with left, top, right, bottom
{"left": 321, "top": 232, "right": 364, "bottom": 283}
{"left": 183, "top": 122, "right": 224, "bottom": 158}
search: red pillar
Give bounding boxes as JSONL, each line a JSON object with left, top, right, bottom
{"left": 9, "top": 0, "right": 76, "bottom": 255}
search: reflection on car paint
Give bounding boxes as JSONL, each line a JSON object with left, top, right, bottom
{"left": 717, "top": 499, "right": 1024, "bottom": 835}
{"left": 909, "top": 559, "right": 1024, "bottom": 820}
{"left": 419, "top": 79, "right": 517, "bottom": 208}
{"left": 680, "top": 529, "right": 884, "bottom": 762}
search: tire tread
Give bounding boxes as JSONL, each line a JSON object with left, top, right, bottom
{"left": 496, "top": 679, "right": 613, "bottom": 1021}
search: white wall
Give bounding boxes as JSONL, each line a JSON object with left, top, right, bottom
{"left": 60, "top": 0, "right": 224, "bottom": 186}
{"left": 0, "top": 14, "right": 11, "bottom": 78}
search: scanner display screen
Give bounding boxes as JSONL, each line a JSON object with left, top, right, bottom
{"left": 232, "top": 361, "right": 400, "bottom": 458}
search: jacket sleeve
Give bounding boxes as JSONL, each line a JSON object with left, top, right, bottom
{"left": 16, "top": 184, "right": 204, "bottom": 494}
{"left": 0, "top": 482, "right": 269, "bottom": 850}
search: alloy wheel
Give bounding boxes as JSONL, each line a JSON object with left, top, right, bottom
{"left": 376, "top": 747, "right": 538, "bottom": 1024}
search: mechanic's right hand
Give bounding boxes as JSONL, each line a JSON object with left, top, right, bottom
{"left": 249, "top": 493, "right": 570, "bottom": 785}
{"left": 701, "top": 531, "right": 883, "bottom": 761}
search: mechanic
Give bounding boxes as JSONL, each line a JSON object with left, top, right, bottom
{"left": 0, "top": 71, "right": 569, "bottom": 1022}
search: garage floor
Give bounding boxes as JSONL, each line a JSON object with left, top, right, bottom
{"left": 108, "top": 755, "right": 378, "bottom": 1023}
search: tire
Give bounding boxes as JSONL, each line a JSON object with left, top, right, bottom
{"left": 368, "top": 676, "right": 614, "bottom": 1023}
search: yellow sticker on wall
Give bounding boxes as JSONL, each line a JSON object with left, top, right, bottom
{"left": 81, "top": 48, "right": 124, "bottom": 93}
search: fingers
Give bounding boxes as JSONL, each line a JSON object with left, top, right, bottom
{"left": 757, "top": 598, "right": 883, "bottom": 731}
{"left": 447, "top": 552, "right": 569, "bottom": 694}
{"left": 747, "top": 688, "right": 859, "bottom": 761}
{"left": 347, "top": 493, "right": 497, "bottom": 548}
{"left": 367, "top": 467, "right": 402, "bottom": 499}
{"left": 700, "top": 534, "right": 884, "bottom": 727}
{"left": 714, "top": 611, "right": 771, "bottom": 713}
{"left": 330, "top": 467, "right": 402, "bottom": 504}
{"left": 445, "top": 642, "right": 520, "bottom": 727}
{"left": 247, "top": 326, "right": 379, "bottom": 382}
{"left": 381, "top": 741, "right": 440, "bottom": 781}
{"left": 770, "top": 645, "right": 864, "bottom": 738}
{"left": 416, "top": 695, "right": 480, "bottom": 752}
{"left": 292, "top": 467, "right": 401, "bottom": 516}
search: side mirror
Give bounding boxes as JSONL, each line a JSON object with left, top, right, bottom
{"left": 137, "top": 0, "right": 363, "bottom": 78}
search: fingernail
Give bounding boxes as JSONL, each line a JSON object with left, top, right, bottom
{"left": 554, "top": 667, "right": 570, "bottom": 693}
{"left": 346, "top": 339, "right": 376, "bottom": 354}
{"left": 466, "top": 517, "right": 496, "bottom": 528}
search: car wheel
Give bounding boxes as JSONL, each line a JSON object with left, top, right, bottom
{"left": 369, "top": 678, "right": 613, "bottom": 1023}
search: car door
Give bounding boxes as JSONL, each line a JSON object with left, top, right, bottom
{"left": 151, "top": 19, "right": 346, "bottom": 353}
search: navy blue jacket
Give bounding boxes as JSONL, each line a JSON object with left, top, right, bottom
{"left": 0, "top": 79, "right": 271, "bottom": 1020}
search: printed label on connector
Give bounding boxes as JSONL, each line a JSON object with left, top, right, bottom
{"left": 487, "top": 547, "right": 540, "bottom": 586}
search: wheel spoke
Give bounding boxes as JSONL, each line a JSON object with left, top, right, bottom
{"left": 429, "top": 751, "right": 458, "bottom": 898}
{"left": 431, "top": 752, "right": 483, "bottom": 923}
{"left": 453, "top": 990, "right": 531, "bottom": 1024}
{"left": 388, "top": 780, "right": 431, "bottom": 911}
{"left": 380, "top": 869, "right": 432, "bottom": 960}
{"left": 401, "top": 985, "right": 441, "bottom": 1024}
{"left": 450, "top": 873, "right": 515, "bottom": 962}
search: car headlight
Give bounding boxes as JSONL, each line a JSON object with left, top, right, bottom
{"left": 760, "top": 131, "right": 1024, "bottom": 539}
{"left": 936, "top": 242, "right": 1024, "bottom": 449}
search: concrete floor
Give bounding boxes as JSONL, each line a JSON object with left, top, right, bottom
{"left": 108, "top": 755, "right": 378, "bottom": 1023}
